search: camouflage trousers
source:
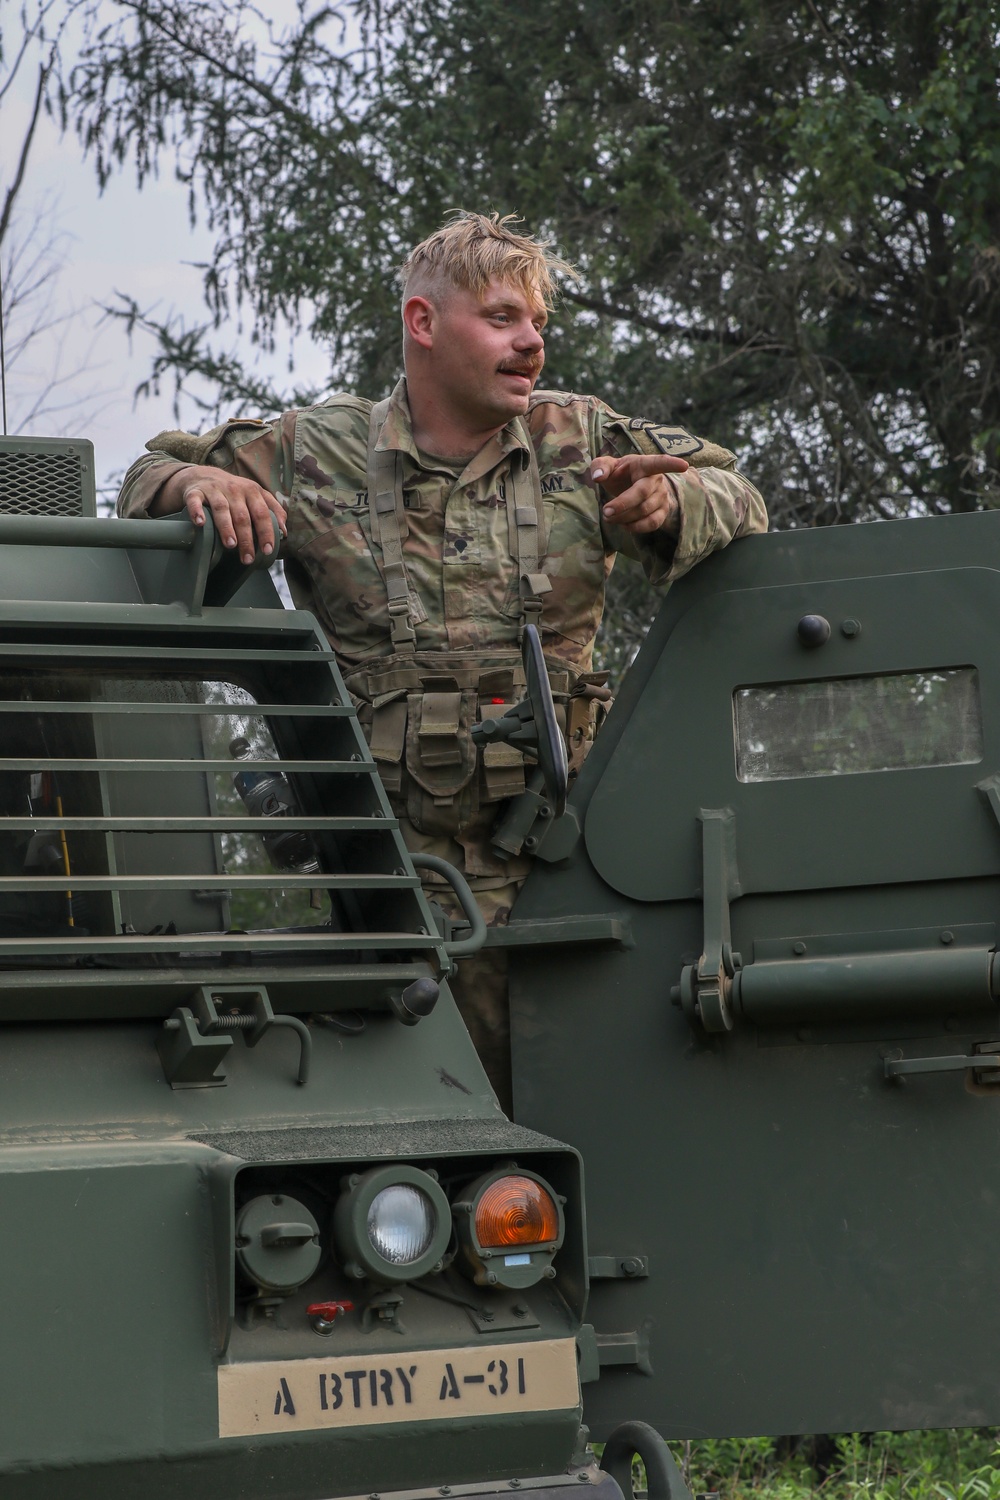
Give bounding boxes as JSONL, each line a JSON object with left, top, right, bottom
{"left": 432, "top": 881, "right": 520, "bottom": 1116}
{"left": 394, "top": 812, "right": 527, "bottom": 1116}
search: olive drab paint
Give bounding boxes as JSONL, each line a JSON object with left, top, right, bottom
{"left": 117, "top": 381, "right": 765, "bottom": 1070}
{"left": 0, "top": 443, "right": 587, "bottom": 1500}
{"left": 509, "top": 507, "right": 1000, "bottom": 1437}
{"left": 4, "top": 432, "right": 1000, "bottom": 1497}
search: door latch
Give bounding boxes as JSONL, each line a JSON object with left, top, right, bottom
{"left": 673, "top": 809, "right": 742, "bottom": 1033}
{"left": 884, "top": 1040, "right": 1000, "bottom": 1085}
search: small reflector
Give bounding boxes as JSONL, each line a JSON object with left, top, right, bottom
{"left": 474, "top": 1175, "right": 559, "bottom": 1248}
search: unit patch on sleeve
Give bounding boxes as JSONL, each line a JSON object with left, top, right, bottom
{"left": 626, "top": 419, "right": 705, "bottom": 458}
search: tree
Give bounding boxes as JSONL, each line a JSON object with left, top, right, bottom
{"left": 1, "top": 0, "right": 111, "bottom": 435}
{"left": 63, "top": 0, "right": 1000, "bottom": 668}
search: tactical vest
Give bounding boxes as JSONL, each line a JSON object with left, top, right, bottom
{"left": 344, "top": 400, "right": 611, "bottom": 837}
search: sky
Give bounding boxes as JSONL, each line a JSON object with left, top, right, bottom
{"left": 1, "top": 0, "right": 330, "bottom": 507}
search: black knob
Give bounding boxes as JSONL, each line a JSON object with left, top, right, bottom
{"left": 797, "top": 614, "right": 831, "bottom": 647}
{"left": 400, "top": 977, "right": 440, "bottom": 1019}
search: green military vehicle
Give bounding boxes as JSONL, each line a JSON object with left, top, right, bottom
{"left": 0, "top": 433, "right": 998, "bottom": 1498}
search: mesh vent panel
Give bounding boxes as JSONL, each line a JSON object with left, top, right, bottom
{"left": 0, "top": 451, "right": 85, "bottom": 516}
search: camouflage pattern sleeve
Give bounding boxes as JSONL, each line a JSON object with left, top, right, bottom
{"left": 117, "top": 453, "right": 188, "bottom": 517}
{"left": 592, "top": 405, "right": 768, "bottom": 585}
{"left": 116, "top": 416, "right": 294, "bottom": 517}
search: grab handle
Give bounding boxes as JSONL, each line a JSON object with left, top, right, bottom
{"left": 410, "top": 853, "right": 487, "bottom": 959}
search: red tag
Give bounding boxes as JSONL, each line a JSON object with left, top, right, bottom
{"left": 307, "top": 1300, "right": 354, "bottom": 1323}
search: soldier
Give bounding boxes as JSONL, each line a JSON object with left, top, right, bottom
{"left": 118, "top": 211, "right": 767, "bottom": 1110}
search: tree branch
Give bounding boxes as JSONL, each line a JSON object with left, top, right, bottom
{"left": 0, "top": 58, "right": 50, "bottom": 249}
{"left": 96, "top": 0, "right": 396, "bottom": 196}
{"left": 0, "top": 0, "right": 59, "bottom": 108}
{"left": 560, "top": 286, "right": 764, "bottom": 350}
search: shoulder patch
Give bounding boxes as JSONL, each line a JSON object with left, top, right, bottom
{"left": 626, "top": 420, "right": 705, "bottom": 458}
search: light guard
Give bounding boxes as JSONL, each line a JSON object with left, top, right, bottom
{"left": 333, "top": 1164, "right": 451, "bottom": 1283}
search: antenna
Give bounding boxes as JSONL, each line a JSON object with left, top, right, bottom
{"left": 0, "top": 243, "right": 7, "bottom": 435}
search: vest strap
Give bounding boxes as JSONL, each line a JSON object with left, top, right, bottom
{"left": 365, "top": 405, "right": 553, "bottom": 651}
{"left": 510, "top": 422, "right": 551, "bottom": 640}
{"left": 367, "top": 399, "right": 418, "bottom": 653}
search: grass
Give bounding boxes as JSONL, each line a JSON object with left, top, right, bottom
{"left": 620, "top": 1431, "right": 1000, "bottom": 1500}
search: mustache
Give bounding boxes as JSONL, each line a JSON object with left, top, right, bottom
{"left": 497, "top": 357, "right": 544, "bottom": 378}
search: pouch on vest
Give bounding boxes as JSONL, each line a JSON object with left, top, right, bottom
{"left": 478, "top": 701, "right": 527, "bottom": 802}
{"left": 475, "top": 665, "right": 527, "bottom": 803}
{"left": 367, "top": 690, "right": 408, "bottom": 795}
{"left": 405, "top": 683, "right": 479, "bottom": 835}
{"left": 566, "top": 672, "right": 614, "bottom": 777}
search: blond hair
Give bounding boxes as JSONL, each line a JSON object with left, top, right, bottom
{"left": 399, "top": 211, "right": 575, "bottom": 310}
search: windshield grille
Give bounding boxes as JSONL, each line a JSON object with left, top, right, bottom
{"left": 0, "top": 636, "right": 442, "bottom": 1016}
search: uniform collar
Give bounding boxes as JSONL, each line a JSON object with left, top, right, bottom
{"left": 374, "top": 377, "right": 532, "bottom": 484}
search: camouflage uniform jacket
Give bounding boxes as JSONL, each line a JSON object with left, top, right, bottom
{"left": 117, "top": 377, "right": 767, "bottom": 678}
{"left": 118, "top": 379, "right": 765, "bottom": 883}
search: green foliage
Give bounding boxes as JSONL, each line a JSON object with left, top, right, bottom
{"left": 664, "top": 1429, "right": 1000, "bottom": 1500}
{"left": 57, "top": 0, "right": 1000, "bottom": 667}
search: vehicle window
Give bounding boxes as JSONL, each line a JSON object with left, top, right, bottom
{"left": 734, "top": 667, "right": 983, "bottom": 783}
{"left": 0, "top": 668, "right": 331, "bottom": 940}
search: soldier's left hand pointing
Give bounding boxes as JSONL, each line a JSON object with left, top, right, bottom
{"left": 592, "top": 453, "right": 690, "bottom": 536}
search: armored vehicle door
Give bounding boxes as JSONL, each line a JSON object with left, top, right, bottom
{"left": 507, "top": 511, "right": 1000, "bottom": 1439}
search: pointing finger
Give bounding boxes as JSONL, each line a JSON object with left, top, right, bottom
{"left": 592, "top": 452, "right": 689, "bottom": 491}
{"left": 625, "top": 453, "right": 689, "bottom": 476}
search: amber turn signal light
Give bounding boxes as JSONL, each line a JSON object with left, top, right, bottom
{"left": 474, "top": 1175, "right": 560, "bottom": 1249}
{"left": 453, "top": 1167, "right": 565, "bottom": 1289}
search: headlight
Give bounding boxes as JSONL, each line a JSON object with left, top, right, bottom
{"left": 334, "top": 1165, "right": 451, "bottom": 1283}
{"left": 367, "top": 1183, "right": 435, "bottom": 1264}
{"left": 453, "top": 1168, "right": 565, "bottom": 1289}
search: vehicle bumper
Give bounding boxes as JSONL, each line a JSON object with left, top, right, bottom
{"left": 327, "top": 1460, "right": 623, "bottom": 1500}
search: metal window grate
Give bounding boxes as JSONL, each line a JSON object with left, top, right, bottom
{"left": 0, "top": 439, "right": 97, "bottom": 518}
{"left": 0, "top": 633, "right": 444, "bottom": 1021}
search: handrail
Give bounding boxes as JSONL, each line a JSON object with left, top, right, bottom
{"left": 0, "top": 815, "right": 390, "bottom": 831}
{"left": 0, "top": 515, "right": 198, "bottom": 550}
{"left": 410, "top": 853, "right": 488, "bottom": 959}
{"left": 0, "top": 758, "right": 364, "bottom": 773}
{"left": 0, "top": 701, "right": 353, "bottom": 716}
{"left": 0, "top": 931, "right": 439, "bottom": 955}
{"left": 0, "top": 873, "right": 419, "bottom": 891}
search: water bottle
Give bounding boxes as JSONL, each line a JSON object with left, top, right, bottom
{"left": 229, "top": 737, "right": 322, "bottom": 875}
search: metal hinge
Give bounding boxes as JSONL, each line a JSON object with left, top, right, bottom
{"left": 157, "top": 985, "right": 311, "bottom": 1089}
{"left": 576, "top": 1320, "right": 653, "bottom": 1383}
{"left": 588, "top": 1255, "right": 648, "bottom": 1280}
